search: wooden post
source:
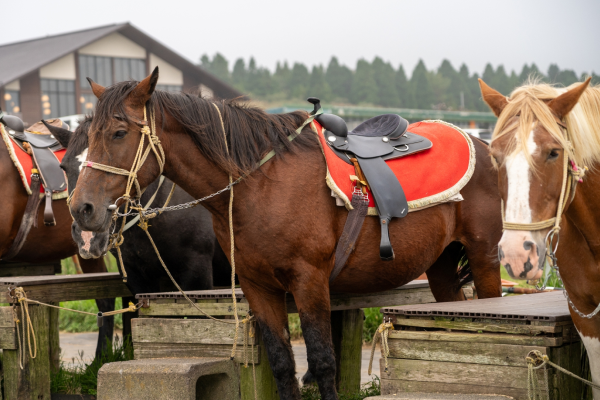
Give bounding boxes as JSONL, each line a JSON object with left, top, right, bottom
{"left": 3, "top": 305, "right": 51, "bottom": 400}
{"left": 331, "top": 309, "right": 363, "bottom": 394}
{"left": 240, "top": 326, "right": 278, "bottom": 400}
{"left": 48, "top": 303, "right": 60, "bottom": 373}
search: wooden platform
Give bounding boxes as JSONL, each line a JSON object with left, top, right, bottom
{"left": 380, "top": 291, "right": 588, "bottom": 400}
{"left": 133, "top": 280, "right": 436, "bottom": 400}
{"left": 0, "top": 272, "right": 132, "bottom": 400}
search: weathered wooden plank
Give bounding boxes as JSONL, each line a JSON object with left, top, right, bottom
{"left": 48, "top": 302, "right": 60, "bottom": 373}
{"left": 332, "top": 309, "right": 363, "bottom": 394}
{"left": 240, "top": 327, "right": 278, "bottom": 400}
{"left": 0, "top": 307, "right": 15, "bottom": 328}
{"left": 387, "top": 339, "right": 548, "bottom": 367}
{"left": 0, "top": 272, "right": 120, "bottom": 285}
{"left": 388, "top": 329, "right": 563, "bottom": 347}
{"left": 138, "top": 302, "right": 250, "bottom": 317}
{"left": 134, "top": 342, "right": 260, "bottom": 364}
{"left": 387, "top": 315, "right": 560, "bottom": 334}
{"left": 1, "top": 279, "right": 132, "bottom": 303}
{"left": 380, "top": 379, "right": 544, "bottom": 400}
{"left": 132, "top": 317, "right": 256, "bottom": 345}
{"left": 2, "top": 305, "right": 51, "bottom": 400}
{"left": 549, "top": 341, "right": 586, "bottom": 399}
{"left": 0, "top": 327, "right": 17, "bottom": 349}
{"left": 380, "top": 358, "right": 547, "bottom": 390}
{"left": 0, "top": 264, "right": 59, "bottom": 278}
{"left": 286, "top": 287, "right": 435, "bottom": 313}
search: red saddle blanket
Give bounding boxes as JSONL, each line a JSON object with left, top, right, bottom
{"left": 313, "top": 120, "right": 476, "bottom": 214}
{"left": 1, "top": 125, "right": 66, "bottom": 197}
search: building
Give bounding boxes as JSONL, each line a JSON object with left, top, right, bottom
{"left": 0, "top": 23, "right": 240, "bottom": 125}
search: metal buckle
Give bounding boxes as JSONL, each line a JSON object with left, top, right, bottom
{"left": 394, "top": 144, "right": 409, "bottom": 152}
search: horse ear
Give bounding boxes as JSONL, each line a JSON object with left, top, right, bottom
{"left": 130, "top": 66, "right": 159, "bottom": 107}
{"left": 548, "top": 77, "right": 591, "bottom": 119}
{"left": 479, "top": 79, "right": 508, "bottom": 117}
{"left": 42, "top": 120, "right": 71, "bottom": 148}
{"left": 87, "top": 78, "right": 106, "bottom": 99}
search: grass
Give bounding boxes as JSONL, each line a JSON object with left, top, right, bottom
{"left": 58, "top": 256, "right": 124, "bottom": 332}
{"left": 51, "top": 335, "right": 133, "bottom": 395}
{"left": 288, "top": 310, "right": 382, "bottom": 344}
{"left": 300, "top": 376, "right": 380, "bottom": 400}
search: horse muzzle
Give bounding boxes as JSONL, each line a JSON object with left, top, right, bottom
{"left": 498, "top": 230, "right": 544, "bottom": 280}
{"left": 71, "top": 221, "right": 110, "bottom": 259}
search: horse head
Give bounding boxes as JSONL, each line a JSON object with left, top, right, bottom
{"left": 479, "top": 78, "right": 591, "bottom": 280}
{"left": 43, "top": 118, "right": 111, "bottom": 259}
{"left": 68, "top": 67, "right": 163, "bottom": 234}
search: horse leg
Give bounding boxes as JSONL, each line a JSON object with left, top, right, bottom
{"left": 78, "top": 257, "right": 116, "bottom": 357}
{"left": 242, "top": 281, "right": 300, "bottom": 400}
{"left": 426, "top": 242, "right": 468, "bottom": 302}
{"left": 292, "top": 271, "right": 337, "bottom": 400}
{"left": 463, "top": 239, "right": 502, "bottom": 299}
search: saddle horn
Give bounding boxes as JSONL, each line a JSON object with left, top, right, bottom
{"left": 1, "top": 114, "right": 25, "bottom": 133}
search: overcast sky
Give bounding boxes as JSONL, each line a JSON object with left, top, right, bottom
{"left": 2, "top": 0, "right": 598, "bottom": 77}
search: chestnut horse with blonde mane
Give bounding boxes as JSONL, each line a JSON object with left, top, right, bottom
{"left": 70, "top": 68, "right": 504, "bottom": 400}
{"left": 480, "top": 77, "right": 600, "bottom": 397}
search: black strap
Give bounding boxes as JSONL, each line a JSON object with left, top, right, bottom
{"left": 330, "top": 191, "right": 369, "bottom": 284}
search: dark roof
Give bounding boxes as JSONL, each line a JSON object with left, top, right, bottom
{"left": 0, "top": 23, "right": 240, "bottom": 99}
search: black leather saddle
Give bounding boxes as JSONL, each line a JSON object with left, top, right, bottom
{"left": 309, "top": 98, "right": 432, "bottom": 260}
{"left": 7, "top": 118, "right": 68, "bottom": 226}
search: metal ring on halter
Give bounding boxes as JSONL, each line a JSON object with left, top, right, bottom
{"left": 394, "top": 144, "right": 409, "bottom": 152}
{"left": 545, "top": 228, "right": 560, "bottom": 254}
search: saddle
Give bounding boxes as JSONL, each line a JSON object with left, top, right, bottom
{"left": 5, "top": 117, "right": 68, "bottom": 226}
{"left": 308, "top": 98, "right": 432, "bottom": 266}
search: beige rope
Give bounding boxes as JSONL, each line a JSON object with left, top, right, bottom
{"left": 526, "top": 350, "right": 600, "bottom": 399}
{"left": 368, "top": 320, "right": 394, "bottom": 375}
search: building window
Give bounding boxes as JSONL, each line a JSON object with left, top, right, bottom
{"left": 3, "top": 90, "right": 20, "bottom": 115}
{"left": 156, "top": 84, "right": 182, "bottom": 93}
{"left": 79, "top": 94, "right": 97, "bottom": 113}
{"left": 41, "top": 79, "right": 76, "bottom": 118}
{"left": 114, "top": 58, "right": 146, "bottom": 82}
{"left": 79, "top": 55, "right": 112, "bottom": 87}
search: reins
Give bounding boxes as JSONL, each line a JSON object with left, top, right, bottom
{"left": 500, "top": 123, "right": 600, "bottom": 319}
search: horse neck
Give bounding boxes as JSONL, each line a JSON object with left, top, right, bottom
{"left": 565, "top": 166, "right": 600, "bottom": 264}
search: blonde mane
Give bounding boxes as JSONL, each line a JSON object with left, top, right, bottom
{"left": 491, "top": 79, "right": 600, "bottom": 169}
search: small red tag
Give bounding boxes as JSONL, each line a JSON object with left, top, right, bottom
{"left": 86, "top": 161, "right": 94, "bottom": 167}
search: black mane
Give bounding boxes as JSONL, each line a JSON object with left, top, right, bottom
{"left": 91, "top": 81, "right": 318, "bottom": 175}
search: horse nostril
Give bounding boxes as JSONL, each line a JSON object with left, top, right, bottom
{"left": 80, "top": 202, "right": 94, "bottom": 217}
{"left": 523, "top": 241, "right": 535, "bottom": 251}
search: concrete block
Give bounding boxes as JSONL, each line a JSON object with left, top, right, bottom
{"left": 97, "top": 357, "right": 240, "bottom": 400}
{"left": 364, "top": 394, "right": 514, "bottom": 400}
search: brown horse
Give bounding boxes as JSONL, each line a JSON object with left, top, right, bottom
{"left": 480, "top": 78, "right": 600, "bottom": 396}
{"left": 70, "top": 68, "right": 503, "bottom": 400}
{"left": 0, "top": 120, "right": 118, "bottom": 358}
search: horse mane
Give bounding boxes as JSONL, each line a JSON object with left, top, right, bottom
{"left": 492, "top": 79, "right": 600, "bottom": 169}
{"left": 70, "top": 114, "right": 93, "bottom": 151}
{"left": 91, "top": 81, "right": 318, "bottom": 176}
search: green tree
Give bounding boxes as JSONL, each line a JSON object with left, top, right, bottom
{"left": 200, "top": 53, "right": 231, "bottom": 83}
{"left": 410, "top": 60, "right": 434, "bottom": 109}
{"left": 326, "top": 57, "right": 353, "bottom": 101}
{"left": 289, "top": 62, "right": 310, "bottom": 99}
{"left": 273, "top": 61, "right": 291, "bottom": 94}
{"left": 557, "top": 69, "right": 579, "bottom": 86}
{"left": 308, "top": 65, "right": 332, "bottom": 101}
{"left": 548, "top": 64, "right": 560, "bottom": 83}
{"left": 231, "top": 58, "right": 247, "bottom": 91}
{"left": 438, "top": 59, "right": 461, "bottom": 109}
{"left": 395, "top": 65, "right": 411, "bottom": 107}
{"left": 350, "top": 59, "right": 377, "bottom": 104}
{"left": 371, "top": 57, "right": 398, "bottom": 107}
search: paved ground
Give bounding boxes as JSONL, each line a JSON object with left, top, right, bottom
{"left": 59, "top": 332, "right": 381, "bottom": 384}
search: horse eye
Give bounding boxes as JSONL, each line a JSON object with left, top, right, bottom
{"left": 548, "top": 149, "right": 560, "bottom": 161}
{"left": 113, "top": 130, "right": 127, "bottom": 139}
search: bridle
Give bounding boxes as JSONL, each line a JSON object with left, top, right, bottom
{"left": 499, "top": 117, "right": 599, "bottom": 319}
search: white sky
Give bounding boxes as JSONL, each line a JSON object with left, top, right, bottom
{"left": 2, "top": 0, "right": 598, "bottom": 77}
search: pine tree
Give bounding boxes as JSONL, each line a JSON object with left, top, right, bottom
{"left": 273, "top": 61, "right": 291, "bottom": 95}
{"left": 308, "top": 65, "right": 332, "bottom": 101}
{"left": 231, "top": 58, "right": 247, "bottom": 91}
{"left": 199, "top": 53, "right": 230, "bottom": 83}
{"left": 289, "top": 62, "right": 310, "bottom": 99}
{"left": 492, "top": 65, "right": 510, "bottom": 95}
{"left": 371, "top": 57, "right": 398, "bottom": 107}
{"left": 350, "top": 59, "right": 377, "bottom": 105}
{"left": 519, "top": 64, "right": 532, "bottom": 83}
{"left": 410, "top": 60, "right": 434, "bottom": 109}
{"left": 395, "top": 65, "right": 411, "bottom": 108}
{"left": 438, "top": 60, "right": 460, "bottom": 109}
{"left": 326, "top": 57, "right": 353, "bottom": 101}
{"left": 548, "top": 64, "right": 560, "bottom": 83}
